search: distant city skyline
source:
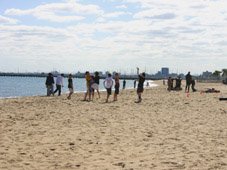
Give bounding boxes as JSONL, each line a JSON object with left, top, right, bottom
{"left": 1, "top": 0, "right": 227, "bottom": 74}
{"left": 0, "top": 67, "right": 221, "bottom": 77}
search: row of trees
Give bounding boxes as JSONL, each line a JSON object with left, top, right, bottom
{"left": 213, "top": 69, "right": 227, "bottom": 78}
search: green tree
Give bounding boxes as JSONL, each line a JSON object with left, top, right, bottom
{"left": 222, "top": 69, "right": 227, "bottom": 77}
{"left": 213, "top": 70, "right": 222, "bottom": 79}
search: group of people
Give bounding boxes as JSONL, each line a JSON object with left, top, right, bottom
{"left": 45, "top": 73, "right": 73, "bottom": 99}
{"left": 166, "top": 71, "right": 197, "bottom": 92}
{"left": 83, "top": 71, "right": 115, "bottom": 102}
{"left": 167, "top": 76, "right": 182, "bottom": 91}
{"left": 45, "top": 68, "right": 146, "bottom": 103}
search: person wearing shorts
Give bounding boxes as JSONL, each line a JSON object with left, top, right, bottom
{"left": 113, "top": 73, "right": 120, "bottom": 101}
{"left": 83, "top": 71, "right": 91, "bottom": 101}
{"left": 103, "top": 73, "right": 113, "bottom": 103}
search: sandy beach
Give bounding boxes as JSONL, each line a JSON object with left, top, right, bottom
{"left": 0, "top": 81, "right": 227, "bottom": 170}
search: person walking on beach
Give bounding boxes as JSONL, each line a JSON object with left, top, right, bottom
{"left": 185, "top": 72, "right": 192, "bottom": 92}
{"left": 92, "top": 71, "right": 100, "bottom": 98}
{"left": 54, "top": 74, "right": 64, "bottom": 96}
{"left": 113, "top": 73, "right": 120, "bottom": 101}
{"left": 45, "top": 73, "right": 54, "bottom": 96}
{"left": 103, "top": 73, "right": 114, "bottom": 103}
{"left": 83, "top": 71, "right": 91, "bottom": 101}
{"left": 67, "top": 74, "right": 73, "bottom": 99}
{"left": 123, "top": 79, "right": 126, "bottom": 89}
{"left": 135, "top": 68, "right": 145, "bottom": 103}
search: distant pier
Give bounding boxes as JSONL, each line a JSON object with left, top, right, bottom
{"left": 0, "top": 72, "right": 161, "bottom": 80}
{"left": 0, "top": 73, "right": 47, "bottom": 78}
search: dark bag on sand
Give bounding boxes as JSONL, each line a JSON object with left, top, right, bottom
{"left": 219, "top": 97, "right": 227, "bottom": 101}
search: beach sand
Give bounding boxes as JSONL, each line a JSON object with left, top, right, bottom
{"left": 0, "top": 81, "right": 227, "bottom": 170}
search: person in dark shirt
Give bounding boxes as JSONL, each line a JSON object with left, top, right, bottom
{"left": 135, "top": 68, "right": 145, "bottom": 103}
{"left": 191, "top": 79, "right": 197, "bottom": 92}
{"left": 92, "top": 71, "right": 100, "bottom": 98}
{"left": 167, "top": 77, "right": 173, "bottom": 91}
{"left": 174, "top": 76, "right": 182, "bottom": 90}
{"left": 123, "top": 79, "right": 126, "bottom": 89}
{"left": 45, "top": 73, "right": 54, "bottom": 96}
{"left": 185, "top": 72, "right": 192, "bottom": 92}
{"left": 67, "top": 74, "right": 73, "bottom": 99}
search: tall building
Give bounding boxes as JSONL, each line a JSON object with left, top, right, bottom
{"left": 161, "top": 67, "right": 169, "bottom": 77}
{"left": 202, "top": 71, "right": 212, "bottom": 78}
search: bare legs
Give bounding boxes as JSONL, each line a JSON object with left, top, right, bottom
{"left": 113, "top": 93, "right": 118, "bottom": 101}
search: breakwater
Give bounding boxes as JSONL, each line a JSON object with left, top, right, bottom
{"left": 0, "top": 72, "right": 161, "bottom": 80}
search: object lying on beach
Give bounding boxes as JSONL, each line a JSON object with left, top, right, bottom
{"left": 219, "top": 97, "right": 227, "bottom": 101}
{"left": 202, "top": 88, "right": 220, "bottom": 93}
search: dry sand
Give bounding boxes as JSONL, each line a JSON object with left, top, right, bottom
{"left": 0, "top": 81, "right": 227, "bottom": 170}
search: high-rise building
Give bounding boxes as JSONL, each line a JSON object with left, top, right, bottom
{"left": 161, "top": 67, "right": 169, "bottom": 77}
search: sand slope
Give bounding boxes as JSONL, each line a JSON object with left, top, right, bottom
{"left": 0, "top": 81, "right": 227, "bottom": 170}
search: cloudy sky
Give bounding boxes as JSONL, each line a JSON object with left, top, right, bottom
{"left": 0, "top": 0, "right": 227, "bottom": 74}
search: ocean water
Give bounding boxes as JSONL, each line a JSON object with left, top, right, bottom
{"left": 0, "top": 76, "right": 157, "bottom": 98}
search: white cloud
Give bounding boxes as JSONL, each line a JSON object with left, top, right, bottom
{"left": 116, "top": 5, "right": 127, "bottom": 9}
{"left": 4, "top": 1, "right": 103, "bottom": 22}
{"left": 134, "top": 10, "right": 176, "bottom": 20}
{"left": 104, "top": 11, "right": 129, "bottom": 18}
{"left": 1, "top": 0, "right": 227, "bottom": 73}
{"left": 0, "top": 15, "right": 18, "bottom": 24}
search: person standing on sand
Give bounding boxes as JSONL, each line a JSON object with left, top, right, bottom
{"left": 113, "top": 73, "right": 120, "bottom": 101}
{"left": 90, "top": 75, "right": 95, "bottom": 101}
{"left": 54, "top": 74, "right": 64, "bottom": 96}
{"left": 185, "top": 72, "right": 192, "bottom": 92}
{"left": 167, "top": 77, "right": 173, "bottom": 91}
{"left": 103, "top": 73, "right": 114, "bottom": 103}
{"left": 67, "top": 74, "right": 73, "bottom": 99}
{"left": 92, "top": 71, "right": 100, "bottom": 98}
{"left": 123, "top": 79, "right": 126, "bottom": 89}
{"left": 83, "top": 71, "right": 91, "bottom": 101}
{"left": 135, "top": 68, "right": 145, "bottom": 103}
{"left": 134, "top": 79, "right": 137, "bottom": 89}
{"left": 163, "top": 79, "right": 166, "bottom": 85}
{"left": 45, "top": 73, "right": 54, "bottom": 96}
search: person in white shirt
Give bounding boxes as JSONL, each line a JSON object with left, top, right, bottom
{"left": 54, "top": 74, "right": 64, "bottom": 96}
{"left": 103, "top": 73, "right": 113, "bottom": 103}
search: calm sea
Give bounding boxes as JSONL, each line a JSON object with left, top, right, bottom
{"left": 0, "top": 76, "right": 141, "bottom": 98}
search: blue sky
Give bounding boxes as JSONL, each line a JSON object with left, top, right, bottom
{"left": 0, "top": 0, "right": 227, "bottom": 74}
